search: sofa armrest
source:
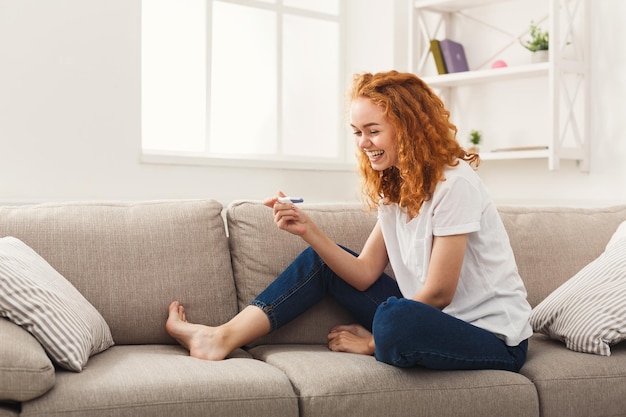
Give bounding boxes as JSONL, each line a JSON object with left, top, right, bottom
{"left": 0, "top": 318, "right": 55, "bottom": 402}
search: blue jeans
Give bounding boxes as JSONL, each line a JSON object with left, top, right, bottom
{"left": 250, "top": 246, "right": 528, "bottom": 372}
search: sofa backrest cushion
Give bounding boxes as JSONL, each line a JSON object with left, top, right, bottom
{"left": 0, "top": 200, "right": 237, "bottom": 345}
{"left": 227, "top": 200, "right": 383, "bottom": 345}
{"left": 498, "top": 205, "right": 626, "bottom": 308}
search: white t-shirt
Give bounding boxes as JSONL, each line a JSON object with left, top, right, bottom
{"left": 378, "top": 160, "right": 533, "bottom": 346}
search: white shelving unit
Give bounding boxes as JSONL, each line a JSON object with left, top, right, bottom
{"left": 408, "top": 0, "right": 590, "bottom": 171}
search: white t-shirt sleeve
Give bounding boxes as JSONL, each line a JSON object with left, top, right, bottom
{"left": 431, "top": 175, "right": 482, "bottom": 237}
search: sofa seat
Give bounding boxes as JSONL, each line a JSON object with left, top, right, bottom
{"left": 249, "top": 344, "right": 539, "bottom": 417}
{"left": 19, "top": 345, "right": 298, "bottom": 417}
{"left": 521, "top": 334, "right": 626, "bottom": 417}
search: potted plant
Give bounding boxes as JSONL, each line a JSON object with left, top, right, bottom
{"left": 521, "top": 22, "right": 549, "bottom": 63}
{"left": 468, "top": 129, "right": 481, "bottom": 153}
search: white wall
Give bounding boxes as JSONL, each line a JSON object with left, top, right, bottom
{"left": 0, "top": 0, "right": 624, "bottom": 207}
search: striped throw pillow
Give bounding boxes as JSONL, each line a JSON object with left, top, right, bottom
{"left": 0, "top": 237, "right": 114, "bottom": 371}
{"left": 530, "top": 221, "right": 626, "bottom": 355}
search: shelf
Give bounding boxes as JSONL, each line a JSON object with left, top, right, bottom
{"left": 422, "top": 63, "right": 549, "bottom": 88}
{"left": 479, "top": 148, "right": 550, "bottom": 161}
{"left": 413, "top": 0, "right": 518, "bottom": 12}
{"left": 410, "top": 0, "right": 590, "bottom": 171}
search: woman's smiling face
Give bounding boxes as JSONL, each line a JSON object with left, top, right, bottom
{"left": 350, "top": 97, "right": 398, "bottom": 171}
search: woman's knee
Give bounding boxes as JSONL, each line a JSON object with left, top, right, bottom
{"left": 372, "top": 297, "right": 437, "bottom": 366}
{"left": 373, "top": 297, "right": 434, "bottom": 326}
{"left": 372, "top": 298, "right": 410, "bottom": 364}
{"left": 300, "top": 246, "right": 318, "bottom": 258}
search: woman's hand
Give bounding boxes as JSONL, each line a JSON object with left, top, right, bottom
{"left": 263, "top": 192, "right": 311, "bottom": 237}
{"left": 264, "top": 193, "right": 388, "bottom": 293}
{"left": 327, "top": 324, "right": 375, "bottom": 356}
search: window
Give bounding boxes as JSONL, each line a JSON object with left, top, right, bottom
{"left": 141, "top": 0, "right": 350, "bottom": 169}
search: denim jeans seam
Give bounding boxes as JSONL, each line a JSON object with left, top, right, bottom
{"left": 249, "top": 299, "right": 278, "bottom": 331}
{"left": 256, "top": 261, "right": 324, "bottom": 332}
{"left": 393, "top": 348, "right": 516, "bottom": 369}
{"left": 272, "top": 262, "right": 323, "bottom": 306}
{"left": 361, "top": 291, "right": 385, "bottom": 307}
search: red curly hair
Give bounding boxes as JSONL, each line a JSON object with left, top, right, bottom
{"left": 351, "top": 71, "right": 479, "bottom": 218}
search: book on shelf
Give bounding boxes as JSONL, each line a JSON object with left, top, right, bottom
{"left": 439, "top": 39, "right": 469, "bottom": 73}
{"left": 429, "top": 40, "right": 447, "bottom": 75}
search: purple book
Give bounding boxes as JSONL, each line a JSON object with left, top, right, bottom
{"left": 439, "top": 39, "right": 469, "bottom": 73}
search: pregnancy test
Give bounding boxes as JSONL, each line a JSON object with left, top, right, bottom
{"left": 277, "top": 197, "right": 304, "bottom": 204}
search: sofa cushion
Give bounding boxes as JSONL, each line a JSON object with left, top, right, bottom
{"left": 0, "top": 318, "right": 55, "bottom": 401}
{"left": 530, "top": 220, "right": 626, "bottom": 355}
{"left": 0, "top": 237, "right": 114, "bottom": 371}
{"left": 227, "top": 201, "right": 386, "bottom": 345}
{"left": 0, "top": 200, "right": 238, "bottom": 345}
{"left": 498, "top": 205, "right": 626, "bottom": 308}
{"left": 521, "top": 334, "right": 626, "bottom": 417}
{"left": 20, "top": 345, "right": 298, "bottom": 417}
{"left": 249, "top": 344, "right": 539, "bottom": 417}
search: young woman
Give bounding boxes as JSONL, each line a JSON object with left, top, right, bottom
{"left": 166, "top": 70, "right": 532, "bottom": 371}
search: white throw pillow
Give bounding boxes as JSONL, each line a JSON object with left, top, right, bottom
{"left": 0, "top": 237, "right": 114, "bottom": 371}
{"left": 530, "top": 221, "right": 626, "bottom": 355}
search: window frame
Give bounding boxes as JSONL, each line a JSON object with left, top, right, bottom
{"left": 140, "top": 0, "right": 355, "bottom": 172}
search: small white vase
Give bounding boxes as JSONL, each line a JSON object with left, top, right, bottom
{"left": 532, "top": 50, "right": 549, "bottom": 63}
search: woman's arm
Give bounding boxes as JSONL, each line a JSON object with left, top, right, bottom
{"left": 412, "top": 234, "right": 467, "bottom": 309}
{"left": 264, "top": 195, "right": 388, "bottom": 291}
{"left": 304, "top": 221, "right": 389, "bottom": 291}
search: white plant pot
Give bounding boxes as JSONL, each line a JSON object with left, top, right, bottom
{"left": 532, "top": 50, "right": 549, "bottom": 63}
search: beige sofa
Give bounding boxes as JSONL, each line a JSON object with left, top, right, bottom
{"left": 1, "top": 199, "right": 625, "bottom": 417}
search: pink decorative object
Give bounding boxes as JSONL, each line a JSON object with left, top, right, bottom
{"left": 491, "top": 60, "right": 508, "bottom": 69}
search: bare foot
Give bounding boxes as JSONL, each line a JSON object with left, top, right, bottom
{"left": 327, "top": 323, "right": 375, "bottom": 355}
{"left": 165, "top": 301, "right": 231, "bottom": 361}
{"left": 329, "top": 323, "right": 372, "bottom": 338}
